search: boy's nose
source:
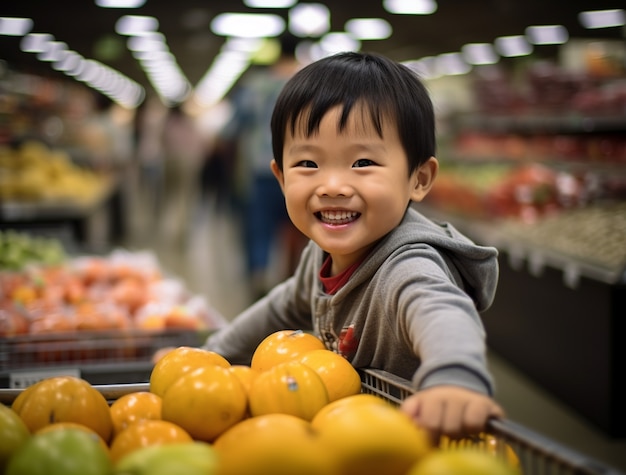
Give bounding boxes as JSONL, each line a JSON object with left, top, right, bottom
{"left": 318, "top": 170, "right": 353, "bottom": 197}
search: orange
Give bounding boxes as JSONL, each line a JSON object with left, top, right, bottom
{"left": 149, "top": 346, "right": 231, "bottom": 397}
{"left": 312, "top": 393, "right": 389, "bottom": 422}
{"left": 36, "top": 422, "right": 109, "bottom": 454}
{"left": 248, "top": 360, "right": 329, "bottom": 421}
{"left": 228, "top": 365, "right": 260, "bottom": 395}
{"left": 298, "top": 349, "right": 362, "bottom": 402}
{"left": 110, "top": 391, "right": 163, "bottom": 437}
{"left": 440, "top": 433, "right": 521, "bottom": 471}
{"left": 161, "top": 365, "right": 247, "bottom": 442}
{"left": 213, "top": 413, "right": 339, "bottom": 475}
{"left": 109, "top": 419, "right": 193, "bottom": 464}
{"left": 250, "top": 330, "right": 325, "bottom": 372}
{"left": 12, "top": 376, "right": 113, "bottom": 444}
{"left": 406, "top": 447, "right": 520, "bottom": 475}
{"left": 312, "top": 396, "right": 432, "bottom": 475}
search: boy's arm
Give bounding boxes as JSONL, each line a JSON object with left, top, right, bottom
{"left": 202, "top": 275, "right": 312, "bottom": 364}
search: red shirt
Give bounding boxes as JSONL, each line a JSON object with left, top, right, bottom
{"left": 319, "top": 255, "right": 364, "bottom": 294}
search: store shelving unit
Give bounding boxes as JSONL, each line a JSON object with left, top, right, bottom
{"left": 421, "top": 99, "right": 626, "bottom": 437}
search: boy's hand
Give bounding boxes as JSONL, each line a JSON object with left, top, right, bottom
{"left": 399, "top": 385, "right": 505, "bottom": 445}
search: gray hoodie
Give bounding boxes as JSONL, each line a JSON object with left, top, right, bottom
{"left": 204, "top": 206, "right": 498, "bottom": 395}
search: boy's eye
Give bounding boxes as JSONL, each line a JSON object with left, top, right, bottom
{"left": 353, "top": 158, "right": 375, "bottom": 168}
{"left": 296, "top": 160, "right": 317, "bottom": 168}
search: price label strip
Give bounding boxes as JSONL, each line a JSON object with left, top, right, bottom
{"left": 9, "top": 368, "right": 81, "bottom": 389}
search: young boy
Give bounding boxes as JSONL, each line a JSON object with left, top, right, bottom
{"left": 203, "top": 51, "right": 504, "bottom": 441}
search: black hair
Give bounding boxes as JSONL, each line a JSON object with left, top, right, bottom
{"left": 270, "top": 51, "right": 435, "bottom": 174}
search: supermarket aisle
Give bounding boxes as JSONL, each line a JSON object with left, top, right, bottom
{"left": 122, "top": 193, "right": 626, "bottom": 473}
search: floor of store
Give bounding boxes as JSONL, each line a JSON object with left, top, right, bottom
{"left": 121, "top": 190, "right": 626, "bottom": 473}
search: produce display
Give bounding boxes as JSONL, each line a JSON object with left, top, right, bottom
{"left": 0, "top": 330, "right": 522, "bottom": 475}
{"left": 0, "top": 242, "right": 226, "bottom": 370}
{"left": 0, "top": 140, "right": 108, "bottom": 203}
{"left": 0, "top": 230, "right": 66, "bottom": 271}
{"left": 0, "top": 247, "right": 225, "bottom": 337}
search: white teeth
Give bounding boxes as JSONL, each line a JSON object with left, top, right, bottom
{"left": 319, "top": 210, "right": 359, "bottom": 224}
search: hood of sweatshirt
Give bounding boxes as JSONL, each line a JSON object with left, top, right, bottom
{"left": 352, "top": 207, "right": 499, "bottom": 312}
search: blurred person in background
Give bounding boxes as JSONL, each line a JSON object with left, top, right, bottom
{"left": 133, "top": 94, "right": 168, "bottom": 241}
{"left": 159, "top": 104, "right": 207, "bottom": 247}
{"left": 219, "top": 33, "right": 308, "bottom": 299}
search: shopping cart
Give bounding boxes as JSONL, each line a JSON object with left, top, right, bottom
{"left": 0, "top": 328, "right": 207, "bottom": 388}
{"left": 360, "top": 369, "right": 624, "bottom": 475}
{"left": 0, "top": 367, "right": 622, "bottom": 475}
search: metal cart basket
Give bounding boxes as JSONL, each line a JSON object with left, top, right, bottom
{"left": 0, "top": 329, "right": 206, "bottom": 388}
{"left": 0, "top": 367, "right": 622, "bottom": 475}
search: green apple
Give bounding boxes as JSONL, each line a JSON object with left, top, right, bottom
{"left": 0, "top": 403, "right": 31, "bottom": 473}
{"left": 5, "top": 427, "right": 112, "bottom": 475}
{"left": 114, "top": 441, "right": 219, "bottom": 475}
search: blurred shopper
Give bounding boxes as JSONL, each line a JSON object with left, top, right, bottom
{"left": 159, "top": 104, "right": 207, "bottom": 246}
{"left": 220, "top": 34, "right": 308, "bottom": 299}
{"left": 133, "top": 94, "right": 168, "bottom": 239}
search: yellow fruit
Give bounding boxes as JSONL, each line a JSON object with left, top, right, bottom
{"left": 228, "top": 365, "right": 260, "bottom": 395}
{"left": 110, "top": 391, "right": 162, "bottom": 437}
{"left": 298, "top": 349, "right": 362, "bottom": 402}
{"left": 250, "top": 330, "right": 325, "bottom": 372}
{"left": 406, "top": 447, "right": 521, "bottom": 475}
{"left": 11, "top": 376, "right": 113, "bottom": 444}
{"left": 149, "top": 346, "right": 230, "bottom": 398}
{"left": 312, "top": 393, "right": 389, "bottom": 422}
{"left": 440, "top": 433, "right": 521, "bottom": 472}
{"left": 109, "top": 419, "right": 193, "bottom": 464}
{"left": 248, "top": 360, "right": 329, "bottom": 421}
{"left": 161, "top": 365, "right": 247, "bottom": 442}
{"left": 312, "top": 397, "right": 432, "bottom": 475}
{"left": 213, "top": 413, "right": 339, "bottom": 475}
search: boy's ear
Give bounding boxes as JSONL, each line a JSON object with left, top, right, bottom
{"left": 270, "top": 159, "right": 285, "bottom": 192}
{"left": 409, "top": 156, "right": 438, "bottom": 202}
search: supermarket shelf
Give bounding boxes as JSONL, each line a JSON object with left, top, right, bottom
{"left": 0, "top": 175, "right": 117, "bottom": 222}
{"left": 455, "top": 113, "right": 626, "bottom": 134}
{"left": 415, "top": 203, "right": 626, "bottom": 287}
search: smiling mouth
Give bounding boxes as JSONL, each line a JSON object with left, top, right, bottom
{"left": 316, "top": 210, "right": 361, "bottom": 225}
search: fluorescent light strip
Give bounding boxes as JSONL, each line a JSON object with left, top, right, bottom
{"left": 0, "top": 17, "right": 33, "bottom": 36}
{"left": 579, "top": 9, "right": 625, "bottom": 29}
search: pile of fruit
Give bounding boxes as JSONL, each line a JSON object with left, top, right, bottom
{"left": 0, "top": 330, "right": 522, "bottom": 475}
{"left": 0, "top": 230, "right": 66, "bottom": 272}
{"left": 0, "top": 248, "right": 225, "bottom": 338}
{"left": 0, "top": 140, "right": 107, "bottom": 203}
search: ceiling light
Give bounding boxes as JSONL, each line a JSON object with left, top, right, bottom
{"left": 115, "top": 15, "right": 159, "bottom": 36}
{"left": 211, "top": 13, "right": 285, "bottom": 38}
{"left": 579, "top": 9, "right": 625, "bottom": 29}
{"left": 127, "top": 34, "right": 166, "bottom": 52}
{"left": 289, "top": 3, "right": 330, "bottom": 37}
{"left": 436, "top": 52, "right": 471, "bottom": 76}
{"left": 319, "top": 32, "right": 361, "bottom": 55}
{"left": 0, "top": 17, "right": 33, "bottom": 36}
{"left": 53, "top": 51, "right": 82, "bottom": 72}
{"left": 95, "top": 0, "right": 146, "bottom": 7}
{"left": 345, "top": 18, "right": 392, "bottom": 40}
{"left": 383, "top": 0, "right": 437, "bottom": 15}
{"left": 525, "top": 25, "right": 569, "bottom": 45}
{"left": 37, "top": 41, "right": 68, "bottom": 62}
{"left": 462, "top": 43, "right": 499, "bottom": 65}
{"left": 20, "top": 33, "right": 53, "bottom": 52}
{"left": 244, "top": 0, "right": 297, "bottom": 7}
{"left": 403, "top": 57, "right": 438, "bottom": 80}
{"left": 494, "top": 35, "right": 533, "bottom": 57}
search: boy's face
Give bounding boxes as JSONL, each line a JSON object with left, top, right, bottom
{"left": 272, "top": 104, "right": 430, "bottom": 275}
